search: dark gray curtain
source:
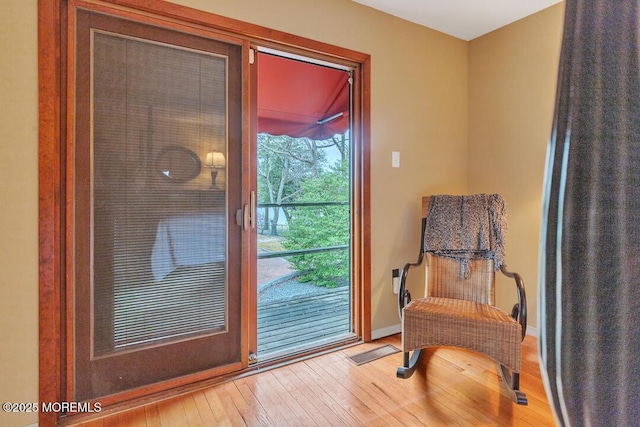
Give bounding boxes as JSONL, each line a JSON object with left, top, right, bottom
{"left": 539, "top": 1, "right": 640, "bottom": 426}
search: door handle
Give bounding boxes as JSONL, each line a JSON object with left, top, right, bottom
{"left": 249, "top": 191, "right": 256, "bottom": 229}
{"left": 235, "top": 207, "right": 244, "bottom": 228}
{"left": 243, "top": 204, "right": 250, "bottom": 230}
{"left": 236, "top": 191, "right": 256, "bottom": 231}
{"left": 236, "top": 205, "right": 249, "bottom": 230}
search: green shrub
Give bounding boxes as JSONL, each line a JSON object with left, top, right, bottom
{"left": 283, "top": 161, "right": 350, "bottom": 288}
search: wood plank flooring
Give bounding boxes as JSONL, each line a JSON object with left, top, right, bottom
{"left": 257, "top": 287, "right": 351, "bottom": 355}
{"left": 69, "top": 334, "right": 555, "bottom": 426}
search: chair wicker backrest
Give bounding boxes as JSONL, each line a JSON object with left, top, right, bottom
{"left": 425, "top": 254, "right": 495, "bottom": 305}
{"left": 421, "top": 196, "right": 497, "bottom": 305}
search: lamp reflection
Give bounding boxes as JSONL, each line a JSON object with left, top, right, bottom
{"left": 204, "top": 151, "right": 225, "bottom": 189}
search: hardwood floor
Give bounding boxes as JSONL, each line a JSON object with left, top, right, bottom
{"left": 69, "top": 334, "right": 555, "bottom": 426}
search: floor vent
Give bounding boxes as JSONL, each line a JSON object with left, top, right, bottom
{"left": 348, "top": 345, "right": 400, "bottom": 366}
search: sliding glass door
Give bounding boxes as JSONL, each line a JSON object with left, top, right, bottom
{"left": 255, "top": 52, "right": 354, "bottom": 360}
{"left": 48, "top": 4, "right": 369, "bottom": 408}
{"left": 73, "top": 10, "right": 244, "bottom": 400}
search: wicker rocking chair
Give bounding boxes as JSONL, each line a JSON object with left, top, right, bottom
{"left": 397, "top": 195, "right": 528, "bottom": 405}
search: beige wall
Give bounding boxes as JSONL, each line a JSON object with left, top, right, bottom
{"left": 468, "top": 3, "right": 564, "bottom": 329}
{"left": 0, "top": 1, "right": 39, "bottom": 426}
{"left": 0, "top": 0, "right": 563, "bottom": 425}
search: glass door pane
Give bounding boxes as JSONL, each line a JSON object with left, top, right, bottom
{"left": 255, "top": 52, "right": 354, "bottom": 360}
{"left": 74, "top": 10, "right": 243, "bottom": 400}
{"left": 92, "top": 31, "right": 229, "bottom": 356}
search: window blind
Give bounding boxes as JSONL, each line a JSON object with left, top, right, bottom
{"left": 91, "top": 32, "right": 228, "bottom": 357}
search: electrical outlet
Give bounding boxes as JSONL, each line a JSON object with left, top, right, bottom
{"left": 392, "top": 268, "right": 400, "bottom": 294}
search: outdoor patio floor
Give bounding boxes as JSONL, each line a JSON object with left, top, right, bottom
{"left": 257, "top": 286, "right": 351, "bottom": 358}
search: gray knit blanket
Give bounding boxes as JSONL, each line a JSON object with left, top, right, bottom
{"left": 423, "top": 194, "right": 507, "bottom": 278}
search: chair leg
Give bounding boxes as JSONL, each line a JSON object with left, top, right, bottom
{"left": 396, "top": 349, "right": 423, "bottom": 379}
{"left": 499, "top": 364, "right": 528, "bottom": 405}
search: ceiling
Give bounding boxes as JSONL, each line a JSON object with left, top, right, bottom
{"left": 352, "top": 0, "right": 562, "bottom": 41}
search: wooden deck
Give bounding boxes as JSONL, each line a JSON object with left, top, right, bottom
{"left": 257, "top": 287, "right": 351, "bottom": 358}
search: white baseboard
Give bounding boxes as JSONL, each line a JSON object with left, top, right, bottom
{"left": 371, "top": 324, "right": 401, "bottom": 340}
{"left": 526, "top": 326, "right": 538, "bottom": 337}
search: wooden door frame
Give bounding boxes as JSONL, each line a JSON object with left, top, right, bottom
{"left": 38, "top": 0, "right": 370, "bottom": 425}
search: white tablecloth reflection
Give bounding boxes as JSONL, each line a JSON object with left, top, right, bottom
{"left": 151, "top": 213, "right": 226, "bottom": 282}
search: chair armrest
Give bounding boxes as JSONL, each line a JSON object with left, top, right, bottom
{"left": 397, "top": 218, "right": 427, "bottom": 318}
{"left": 397, "top": 254, "right": 425, "bottom": 318}
{"left": 500, "top": 265, "right": 527, "bottom": 340}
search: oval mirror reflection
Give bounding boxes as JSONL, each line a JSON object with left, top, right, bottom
{"left": 155, "top": 146, "right": 202, "bottom": 183}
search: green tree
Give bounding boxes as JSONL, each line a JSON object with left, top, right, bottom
{"left": 283, "top": 160, "right": 350, "bottom": 288}
{"left": 257, "top": 134, "right": 327, "bottom": 234}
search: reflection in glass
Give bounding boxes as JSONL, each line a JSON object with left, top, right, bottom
{"left": 91, "top": 32, "right": 228, "bottom": 356}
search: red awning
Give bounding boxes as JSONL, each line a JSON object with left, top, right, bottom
{"left": 257, "top": 53, "right": 350, "bottom": 141}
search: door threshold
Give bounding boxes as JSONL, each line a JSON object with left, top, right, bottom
{"left": 256, "top": 332, "right": 359, "bottom": 367}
